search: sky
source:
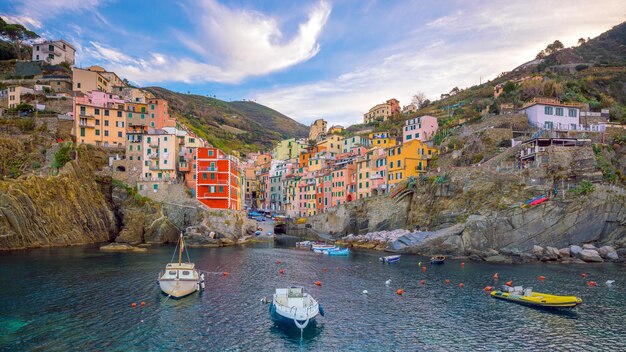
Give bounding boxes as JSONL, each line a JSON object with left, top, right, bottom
{"left": 1, "top": 0, "right": 625, "bottom": 127}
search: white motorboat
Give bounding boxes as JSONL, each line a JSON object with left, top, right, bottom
{"left": 158, "top": 233, "right": 204, "bottom": 298}
{"left": 269, "top": 287, "right": 324, "bottom": 331}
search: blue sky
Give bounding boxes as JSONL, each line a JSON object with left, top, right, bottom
{"left": 1, "top": 0, "right": 625, "bottom": 126}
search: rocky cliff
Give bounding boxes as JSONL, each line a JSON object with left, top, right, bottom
{"left": 0, "top": 162, "right": 118, "bottom": 250}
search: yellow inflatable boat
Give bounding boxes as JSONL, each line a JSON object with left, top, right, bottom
{"left": 491, "top": 286, "right": 582, "bottom": 308}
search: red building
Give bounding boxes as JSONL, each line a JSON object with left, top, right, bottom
{"left": 195, "top": 147, "right": 240, "bottom": 210}
{"left": 386, "top": 98, "right": 400, "bottom": 115}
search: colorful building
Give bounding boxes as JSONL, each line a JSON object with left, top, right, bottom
{"left": 317, "top": 135, "right": 343, "bottom": 155}
{"left": 341, "top": 135, "right": 371, "bottom": 153}
{"left": 369, "top": 132, "right": 397, "bottom": 148}
{"left": 308, "top": 118, "right": 327, "bottom": 141}
{"left": 387, "top": 140, "right": 437, "bottom": 186}
{"left": 271, "top": 138, "right": 307, "bottom": 161}
{"left": 403, "top": 115, "right": 439, "bottom": 142}
{"left": 363, "top": 98, "right": 401, "bottom": 124}
{"left": 72, "top": 67, "right": 110, "bottom": 93}
{"left": 195, "top": 147, "right": 241, "bottom": 210}
{"left": 74, "top": 91, "right": 126, "bottom": 147}
{"left": 148, "top": 98, "right": 176, "bottom": 129}
{"left": 521, "top": 98, "right": 582, "bottom": 131}
{"left": 32, "top": 39, "right": 75, "bottom": 66}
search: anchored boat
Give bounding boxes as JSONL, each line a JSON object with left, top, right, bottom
{"left": 327, "top": 248, "right": 350, "bottom": 256}
{"left": 379, "top": 255, "right": 401, "bottom": 263}
{"left": 312, "top": 244, "right": 337, "bottom": 253}
{"left": 269, "top": 287, "right": 324, "bottom": 331}
{"left": 490, "top": 286, "right": 582, "bottom": 308}
{"left": 430, "top": 255, "right": 446, "bottom": 264}
{"left": 158, "top": 233, "right": 204, "bottom": 298}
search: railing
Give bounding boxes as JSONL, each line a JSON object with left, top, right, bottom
{"left": 79, "top": 113, "right": 95, "bottom": 119}
{"left": 149, "top": 153, "right": 159, "bottom": 159}
{"left": 149, "top": 165, "right": 161, "bottom": 170}
{"left": 78, "top": 122, "right": 94, "bottom": 128}
{"left": 199, "top": 167, "right": 218, "bottom": 172}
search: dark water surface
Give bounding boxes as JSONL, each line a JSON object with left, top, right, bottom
{"left": 1, "top": 241, "right": 625, "bottom": 351}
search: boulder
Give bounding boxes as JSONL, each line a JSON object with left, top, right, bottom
{"left": 485, "top": 255, "right": 511, "bottom": 264}
{"left": 578, "top": 249, "right": 603, "bottom": 263}
{"left": 616, "top": 248, "right": 626, "bottom": 259}
{"left": 543, "top": 246, "right": 560, "bottom": 261}
{"left": 558, "top": 247, "right": 570, "bottom": 257}
{"left": 570, "top": 245, "right": 583, "bottom": 258}
{"left": 597, "top": 246, "right": 618, "bottom": 260}
{"left": 532, "top": 245, "right": 544, "bottom": 257}
{"left": 582, "top": 244, "right": 597, "bottom": 250}
{"left": 100, "top": 243, "right": 147, "bottom": 252}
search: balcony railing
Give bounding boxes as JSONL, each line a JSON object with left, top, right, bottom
{"left": 149, "top": 142, "right": 159, "bottom": 148}
{"left": 148, "top": 153, "right": 159, "bottom": 159}
{"left": 199, "top": 167, "right": 218, "bottom": 172}
{"left": 178, "top": 163, "right": 191, "bottom": 171}
{"left": 79, "top": 113, "right": 95, "bottom": 119}
{"left": 78, "top": 122, "right": 94, "bottom": 128}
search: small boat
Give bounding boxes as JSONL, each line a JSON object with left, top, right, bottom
{"left": 490, "top": 286, "right": 582, "bottom": 308}
{"left": 158, "top": 233, "right": 204, "bottom": 298}
{"left": 379, "top": 255, "right": 401, "bottom": 263}
{"left": 269, "top": 287, "right": 324, "bottom": 331}
{"left": 295, "top": 241, "right": 312, "bottom": 250}
{"left": 430, "top": 255, "right": 446, "bottom": 264}
{"left": 313, "top": 245, "right": 337, "bottom": 253}
{"left": 327, "top": 248, "right": 350, "bottom": 256}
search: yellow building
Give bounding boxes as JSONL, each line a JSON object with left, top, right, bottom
{"left": 316, "top": 135, "right": 342, "bottom": 155}
{"left": 308, "top": 118, "right": 327, "bottom": 141}
{"left": 386, "top": 140, "right": 437, "bottom": 185}
{"left": 271, "top": 138, "right": 307, "bottom": 161}
{"left": 328, "top": 125, "right": 345, "bottom": 134}
{"left": 72, "top": 67, "right": 110, "bottom": 93}
{"left": 74, "top": 91, "right": 127, "bottom": 147}
{"left": 368, "top": 132, "right": 397, "bottom": 148}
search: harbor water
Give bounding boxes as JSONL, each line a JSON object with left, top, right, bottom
{"left": 1, "top": 241, "right": 625, "bottom": 351}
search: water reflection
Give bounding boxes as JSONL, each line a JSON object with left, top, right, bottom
{"left": 269, "top": 320, "right": 324, "bottom": 343}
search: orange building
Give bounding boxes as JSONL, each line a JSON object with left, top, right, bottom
{"left": 148, "top": 98, "right": 176, "bottom": 129}
{"left": 195, "top": 147, "right": 241, "bottom": 210}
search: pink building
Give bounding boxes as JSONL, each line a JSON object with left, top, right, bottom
{"left": 369, "top": 148, "right": 388, "bottom": 196}
{"left": 403, "top": 115, "right": 438, "bottom": 143}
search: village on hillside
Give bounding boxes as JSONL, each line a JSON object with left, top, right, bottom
{"left": 1, "top": 34, "right": 625, "bottom": 221}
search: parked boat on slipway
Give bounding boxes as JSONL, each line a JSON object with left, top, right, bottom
{"left": 158, "top": 233, "right": 204, "bottom": 298}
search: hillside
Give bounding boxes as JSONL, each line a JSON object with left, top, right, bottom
{"left": 144, "top": 87, "right": 308, "bottom": 153}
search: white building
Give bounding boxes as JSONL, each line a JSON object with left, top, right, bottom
{"left": 32, "top": 40, "right": 76, "bottom": 66}
{"left": 521, "top": 98, "right": 581, "bottom": 131}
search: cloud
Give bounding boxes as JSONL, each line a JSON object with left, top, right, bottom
{"left": 4, "top": 0, "right": 102, "bottom": 29}
{"left": 92, "top": 0, "right": 331, "bottom": 84}
{"left": 0, "top": 14, "right": 43, "bottom": 29}
{"left": 252, "top": 0, "right": 626, "bottom": 126}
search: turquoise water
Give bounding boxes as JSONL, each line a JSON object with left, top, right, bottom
{"left": 1, "top": 241, "right": 625, "bottom": 351}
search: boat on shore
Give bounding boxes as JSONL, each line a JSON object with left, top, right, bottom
{"left": 296, "top": 241, "right": 313, "bottom": 250}
{"left": 379, "top": 255, "right": 401, "bottom": 263}
{"left": 158, "top": 233, "right": 204, "bottom": 299}
{"left": 490, "top": 286, "right": 582, "bottom": 308}
{"left": 269, "top": 287, "right": 324, "bottom": 331}
{"left": 312, "top": 244, "right": 337, "bottom": 253}
{"left": 430, "top": 255, "right": 446, "bottom": 264}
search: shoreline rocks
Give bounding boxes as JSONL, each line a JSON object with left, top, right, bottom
{"left": 100, "top": 243, "right": 148, "bottom": 252}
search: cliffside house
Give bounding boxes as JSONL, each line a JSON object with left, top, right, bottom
{"left": 521, "top": 98, "right": 582, "bottom": 131}
{"left": 32, "top": 39, "right": 76, "bottom": 66}
{"left": 363, "top": 98, "right": 400, "bottom": 124}
{"left": 403, "top": 115, "right": 439, "bottom": 143}
{"left": 195, "top": 147, "right": 242, "bottom": 210}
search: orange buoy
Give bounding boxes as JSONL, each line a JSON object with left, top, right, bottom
{"left": 506, "top": 280, "right": 513, "bottom": 287}
{"left": 460, "top": 262, "right": 465, "bottom": 268}
{"left": 421, "top": 266, "right": 427, "bottom": 272}
{"left": 323, "top": 267, "right": 327, "bottom": 272}
{"left": 420, "top": 279, "right": 425, "bottom": 285}
{"left": 314, "top": 281, "right": 321, "bottom": 286}
{"left": 538, "top": 276, "right": 545, "bottom": 281}
{"left": 484, "top": 286, "right": 492, "bottom": 292}
{"left": 223, "top": 272, "right": 229, "bottom": 276}
{"left": 458, "top": 283, "right": 465, "bottom": 288}
{"left": 140, "top": 301, "right": 145, "bottom": 307}
{"left": 279, "top": 269, "right": 284, "bottom": 274}
{"left": 588, "top": 281, "right": 597, "bottom": 287}
{"left": 277, "top": 260, "right": 282, "bottom": 264}
{"left": 444, "top": 279, "right": 450, "bottom": 284}
{"left": 493, "top": 273, "right": 499, "bottom": 280}
{"left": 581, "top": 273, "right": 587, "bottom": 278}
{"left": 131, "top": 302, "right": 137, "bottom": 308}
{"left": 396, "top": 289, "right": 404, "bottom": 295}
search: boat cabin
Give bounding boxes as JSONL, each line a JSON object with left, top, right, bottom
{"left": 161, "top": 262, "right": 198, "bottom": 280}
{"left": 275, "top": 287, "right": 310, "bottom": 308}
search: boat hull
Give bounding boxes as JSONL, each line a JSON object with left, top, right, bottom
{"left": 380, "top": 255, "right": 401, "bottom": 263}
{"left": 490, "top": 291, "right": 582, "bottom": 308}
{"left": 159, "top": 279, "right": 200, "bottom": 298}
{"left": 269, "top": 303, "right": 318, "bottom": 328}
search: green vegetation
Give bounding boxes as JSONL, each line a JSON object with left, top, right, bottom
{"left": 569, "top": 180, "right": 596, "bottom": 195}
{"left": 52, "top": 142, "right": 73, "bottom": 170}
{"left": 145, "top": 87, "right": 308, "bottom": 153}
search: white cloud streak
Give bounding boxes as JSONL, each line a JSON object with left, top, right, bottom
{"left": 253, "top": 0, "right": 626, "bottom": 126}
{"left": 97, "top": 0, "right": 331, "bottom": 84}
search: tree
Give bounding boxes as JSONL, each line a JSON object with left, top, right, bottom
{"left": 422, "top": 99, "right": 431, "bottom": 109}
{"left": 449, "top": 87, "right": 460, "bottom": 96}
{"left": 535, "top": 40, "right": 564, "bottom": 59}
{"left": 0, "top": 18, "right": 39, "bottom": 60}
{"left": 411, "top": 92, "right": 427, "bottom": 108}
{"left": 578, "top": 37, "right": 586, "bottom": 46}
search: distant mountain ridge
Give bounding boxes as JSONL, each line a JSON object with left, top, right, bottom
{"left": 144, "top": 87, "right": 308, "bottom": 153}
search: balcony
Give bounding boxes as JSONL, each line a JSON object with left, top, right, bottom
{"left": 148, "top": 153, "right": 159, "bottom": 159}
{"left": 79, "top": 113, "right": 95, "bottom": 119}
{"left": 149, "top": 141, "right": 159, "bottom": 148}
{"left": 178, "top": 162, "right": 191, "bottom": 172}
{"left": 149, "top": 164, "right": 161, "bottom": 170}
{"left": 200, "top": 167, "right": 218, "bottom": 172}
{"left": 78, "top": 121, "right": 94, "bottom": 128}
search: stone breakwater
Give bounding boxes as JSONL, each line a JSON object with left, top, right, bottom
{"left": 338, "top": 229, "right": 432, "bottom": 251}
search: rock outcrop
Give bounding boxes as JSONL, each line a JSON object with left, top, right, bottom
{"left": 0, "top": 162, "right": 118, "bottom": 250}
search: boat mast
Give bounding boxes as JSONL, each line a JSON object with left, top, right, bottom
{"left": 178, "top": 232, "right": 183, "bottom": 265}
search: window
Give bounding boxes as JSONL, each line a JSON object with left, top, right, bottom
{"left": 104, "top": 110, "right": 110, "bottom": 116}
{"left": 104, "top": 130, "right": 109, "bottom": 136}
{"left": 208, "top": 150, "right": 214, "bottom": 157}
{"left": 555, "top": 107, "right": 563, "bottom": 116}
{"left": 203, "top": 173, "right": 207, "bottom": 180}
{"left": 80, "top": 128, "right": 85, "bottom": 137}
{"left": 104, "top": 120, "right": 109, "bottom": 126}
{"left": 544, "top": 106, "right": 553, "bottom": 115}
{"left": 568, "top": 109, "right": 577, "bottom": 117}
{"left": 210, "top": 173, "right": 215, "bottom": 180}
{"left": 77, "top": 82, "right": 81, "bottom": 89}
{"left": 164, "top": 160, "right": 168, "bottom": 164}
{"left": 141, "top": 114, "right": 145, "bottom": 119}
{"left": 153, "top": 184, "right": 158, "bottom": 191}
{"left": 95, "top": 108, "right": 100, "bottom": 115}
{"left": 95, "top": 130, "right": 100, "bottom": 136}
{"left": 117, "top": 111, "right": 122, "bottom": 118}
{"left": 96, "top": 119, "right": 100, "bottom": 126}
{"left": 151, "top": 122, "right": 155, "bottom": 127}
{"left": 219, "top": 186, "right": 224, "bottom": 193}
{"left": 164, "top": 148, "right": 168, "bottom": 153}
{"left": 570, "top": 124, "right": 577, "bottom": 130}
{"left": 210, "top": 186, "right": 216, "bottom": 193}
{"left": 117, "top": 132, "right": 122, "bottom": 138}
